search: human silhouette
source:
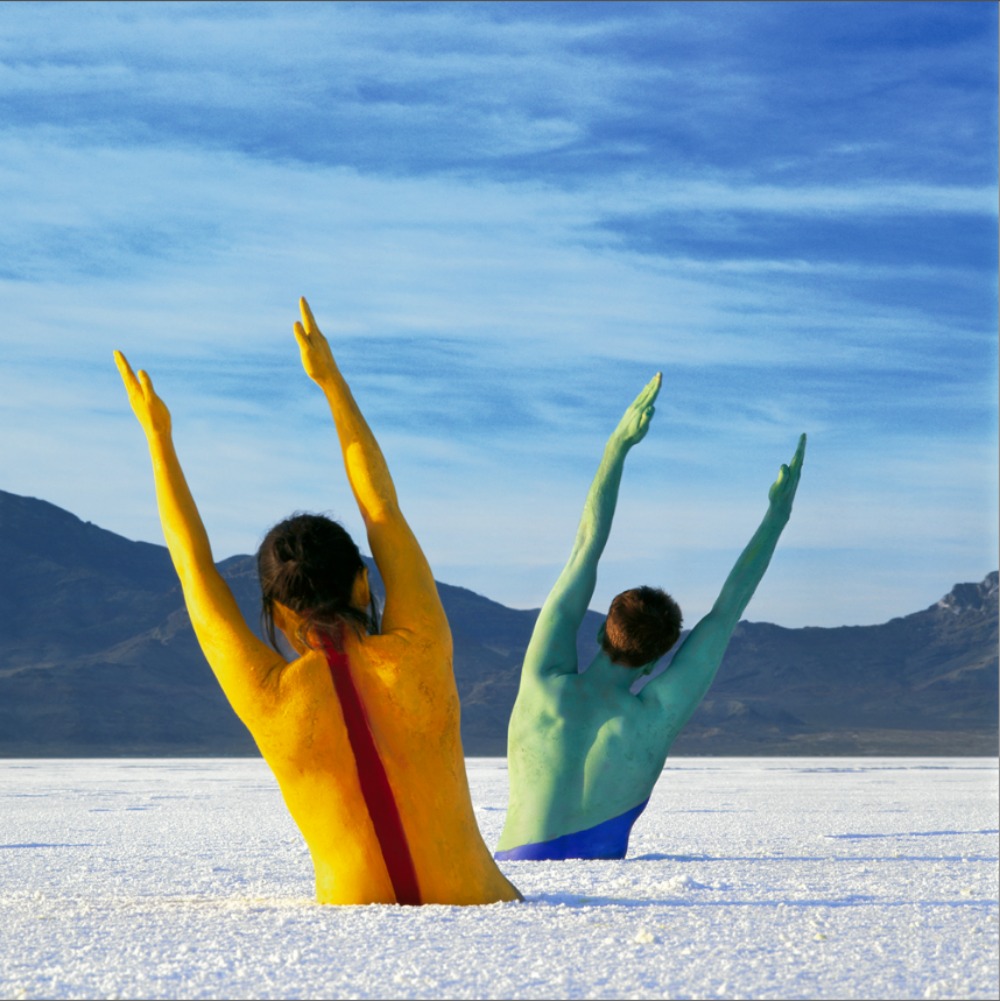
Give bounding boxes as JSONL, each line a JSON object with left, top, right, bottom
{"left": 496, "top": 374, "right": 805, "bottom": 860}
{"left": 116, "top": 298, "right": 521, "bottom": 905}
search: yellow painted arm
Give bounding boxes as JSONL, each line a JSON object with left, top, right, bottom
{"left": 293, "top": 299, "right": 447, "bottom": 641}
{"left": 114, "top": 352, "right": 285, "bottom": 723}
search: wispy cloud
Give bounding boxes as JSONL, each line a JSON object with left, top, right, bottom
{"left": 0, "top": 2, "right": 995, "bottom": 627}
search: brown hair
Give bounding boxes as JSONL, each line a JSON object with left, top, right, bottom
{"left": 257, "top": 513, "right": 378, "bottom": 651}
{"left": 601, "top": 586, "right": 682, "bottom": 668}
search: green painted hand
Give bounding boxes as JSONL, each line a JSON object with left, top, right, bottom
{"left": 768, "top": 433, "right": 806, "bottom": 516}
{"left": 612, "top": 372, "right": 662, "bottom": 449}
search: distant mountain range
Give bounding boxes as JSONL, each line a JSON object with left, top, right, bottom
{"left": 0, "top": 488, "right": 996, "bottom": 756}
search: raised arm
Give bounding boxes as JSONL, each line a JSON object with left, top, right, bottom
{"left": 113, "top": 352, "right": 284, "bottom": 722}
{"left": 523, "top": 373, "right": 661, "bottom": 678}
{"left": 644, "top": 433, "right": 806, "bottom": 717}
{"left": 293, "top": 298, "right": 444, "bottom": 638}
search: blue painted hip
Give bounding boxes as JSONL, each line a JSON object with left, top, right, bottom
{"left": 494, "top": 798, "right": 650, "bottom": 861}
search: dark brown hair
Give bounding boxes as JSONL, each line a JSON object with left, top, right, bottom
{"left": 257, "top": 514, "right": 379, "bottom": 651}
{"left": 601, "top": 586, "right": 682, "bottom": 668}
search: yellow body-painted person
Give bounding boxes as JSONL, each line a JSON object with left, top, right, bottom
{"left": 115, "top": 298, "right": 521, "bottom": 906}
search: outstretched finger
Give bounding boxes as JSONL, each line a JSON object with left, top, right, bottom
{"left": 138, "top": 369, "right": 157, "bottom": 402}
{"left": 632, "top": 372, "right": 662, "bottom": 411}
{"left": 299, "top": 296, "right": 320, "bottom": 336}
{"left": 114, "top": 349, "right": 137, "bottom": 386}
{"left": 113, "top": 351, "right": 144, "bottom": 403}
{"left": 790, "top": 433, "right": 807, "bottom": 472}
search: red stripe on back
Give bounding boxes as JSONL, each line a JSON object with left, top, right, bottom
{"left": 320, "top": 632, "right": 421, "bottom": 905}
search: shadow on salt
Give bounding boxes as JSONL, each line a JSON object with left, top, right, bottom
{"left": 0, "top": 841, "right": 95, "bottom": 849}
{"left": 527, "top": 890, "right": 884, "bottom": 908}
{"left": 634, "top": 850, "right": 999, "bottom": 862}
{"left": 827, "top": 828, "right": 999, "bottom": 839}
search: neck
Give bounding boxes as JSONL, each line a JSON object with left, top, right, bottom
{"left": 583, "top": 649, "right": 645, "bottom": 688}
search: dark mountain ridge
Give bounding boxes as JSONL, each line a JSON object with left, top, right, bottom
{"left": 0, "top": 488, "right": 996, "bottom": 756}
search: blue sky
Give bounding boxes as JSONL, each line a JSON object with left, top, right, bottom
{"left": 1, "top": 1, "right": 996, "bottom": 628}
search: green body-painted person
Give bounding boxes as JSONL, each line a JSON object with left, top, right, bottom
{"left": 495, "top": 374, "right": 806, "bottom": 860}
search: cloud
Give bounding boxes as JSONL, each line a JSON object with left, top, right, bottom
{"left": 3, "top": 2, "right": 993, "bottom": 186}
{"left": 0, "top": 2, "right": 994, "bottom": 629}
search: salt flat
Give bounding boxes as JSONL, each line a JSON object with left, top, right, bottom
{"left": 0, "top": 757, "right": 996, "bottom": 1000}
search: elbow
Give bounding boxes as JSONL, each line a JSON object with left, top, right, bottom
{"left": 362, "top": 501, "right": 402, "bottom": 529}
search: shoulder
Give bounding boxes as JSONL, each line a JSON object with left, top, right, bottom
{"left": 353, "top": 630, "right": 458, "bottom": 703}
{"left": 270, "top": 648, "right": 330, "bottom": 702}
{"left": 513, "top": 669, "right": 577, "bottom": 715}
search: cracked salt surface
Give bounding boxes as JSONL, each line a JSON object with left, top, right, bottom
{"left": 0, "top": 757, "right": 996, "bottom": 1000}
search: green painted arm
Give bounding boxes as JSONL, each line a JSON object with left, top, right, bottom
{"left": 521, "top": 374, "right": 662, "bottom": 679}
{"left": 644, "top": 433, "right": 806, "bottom": 719}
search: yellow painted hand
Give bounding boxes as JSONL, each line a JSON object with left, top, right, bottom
{"left": 114, "top": 350, "right": 172, "bottom": 437}
{"left": 293, "top": 296, "right": 340, "bottom": 386}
